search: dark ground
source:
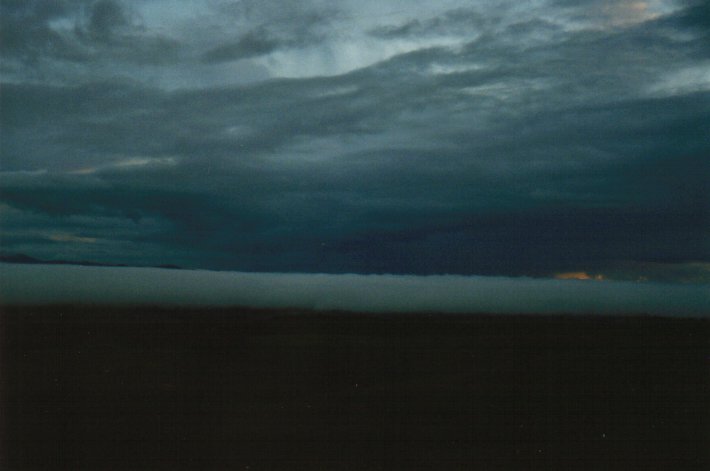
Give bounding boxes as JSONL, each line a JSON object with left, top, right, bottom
{"left": 1, "top": 306, "right": 708, "bottom": 470}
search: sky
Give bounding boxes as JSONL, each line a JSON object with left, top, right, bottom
{"left": 1, "top": 0, "right": 709, "bottom": 281}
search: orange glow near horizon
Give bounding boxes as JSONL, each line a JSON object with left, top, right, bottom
{"left": 554, "top": 272, "right": 605, "bottom": 281}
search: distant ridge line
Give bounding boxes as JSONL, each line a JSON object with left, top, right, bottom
{"left": 0, "top": 252, "right": 181, "bottom": 270}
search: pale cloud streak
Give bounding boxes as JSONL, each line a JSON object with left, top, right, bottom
{"left": 47, "top": 232, "right": 98, "bottom": 244}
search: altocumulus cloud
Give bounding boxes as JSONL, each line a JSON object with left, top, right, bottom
{"left": 0, "top": 264, "right": 707, "bottom": 316}
{"left": 0, "top": 0, "right": 708, "bottom": 281}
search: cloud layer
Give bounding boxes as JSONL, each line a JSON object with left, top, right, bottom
{"left": 1, "top": 0, "right": 708, "bottom": 280}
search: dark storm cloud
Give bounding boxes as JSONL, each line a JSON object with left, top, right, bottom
{"left": 200, "top": 8, "right": 336, "bottom": 63}
{"left": 75, "top": 0, "right": 182, "bottom": 65}
{"left": 368, "top": 8, "right": 488, "bottom": 39}
{"left": 0, "top": 0, "right": 84, "bottom": 61}
{"left": 1, "top": 0, "right": 708, "bottom": 281}
{"left": 0, "top": 0, "right": 180, "bottom": 67}
{"left": 201, "top": 30, "right": 282, "bottom": 63}
{"left": 85, "top": 0, "right": 128, "bottom": 40}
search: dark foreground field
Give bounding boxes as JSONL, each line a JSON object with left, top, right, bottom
{"left": 2, "top": 306, "right": 708, "bottom": 470}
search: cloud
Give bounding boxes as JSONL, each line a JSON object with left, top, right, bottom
{"left": 1, "top": 264, "right": 707, "bottom": 316}
{"left": 0, "top": 0, "right": 83, "bottom": 61}
{"left": 368, "top": 8, "right": 488, "bottom": 39}
{"left": 1, "top": 0, "right": 708, "bottom": 279}
{"left": 0, "top": 0, "right": 181, "bottom": 70}
{"left": 0, "top": 84, "right": 707, "bottom": 274}
{"left": 85, "top": 0, "right": 129, "bottom": 41}
{"left": 47, "top": 232, "right": 97, "bottom": 243}
{"left": 199, "top": 6, "right": 337, "bottom": 64}
{"left": 201, "top": 30, "right": 283, "bottom": 63}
